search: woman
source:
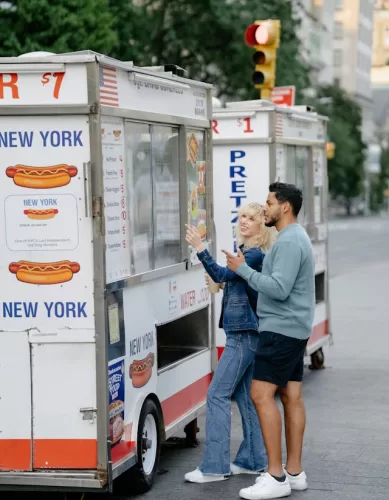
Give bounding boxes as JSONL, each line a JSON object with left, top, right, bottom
{"left": 184, "top": 202, "right": 276, "bottom": 484}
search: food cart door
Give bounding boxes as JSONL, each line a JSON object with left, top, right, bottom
{"left": 0, "top": 332, "right": 33, "bottom": 471}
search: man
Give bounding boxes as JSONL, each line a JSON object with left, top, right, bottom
{"left": 222, "top": 182, "right": 315, "bottom": 500}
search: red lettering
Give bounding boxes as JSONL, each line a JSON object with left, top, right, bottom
{"left": 0, "top": 74, "right": 19, "bottom": 99}
{"left": 181, "top": 290, "right": 196, "bottom": 309}
{"left": 212, "top": 119, "right": 219, "bottom": 134}
{"left": 52, "top": 72, "right": 65, "bottom": 99}
{"left": 243, "top": 117, "right": 253, "bottom": 133}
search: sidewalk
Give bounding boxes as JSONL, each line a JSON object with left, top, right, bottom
{"left": 134, "top": 259, "right": 389, "bottom": 500}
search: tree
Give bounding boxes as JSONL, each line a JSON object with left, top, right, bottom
{"left": 370, "top": 146, "right": 389, "bottom": 212}
{"left": 308, "top": 85, "right": 366, "bottom": 214}
{"left": 0, "top": 0, "right": 119, "bottom": 56}
{"left": 111, "top": 0, "right": 311, "bottom": 102}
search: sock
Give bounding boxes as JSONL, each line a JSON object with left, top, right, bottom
{"left": 271, "top": 474, "right": 286, "bottom": 482}
{"left": 287, "top": 470, "right": 301, "bottom": 477}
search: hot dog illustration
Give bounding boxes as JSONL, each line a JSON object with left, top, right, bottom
{"left": 23, "top": 208, "right": 59, "bottom": 220}
{"left": 129, "top": 353, "right": 154, "bottom": 388}
{"left": 109, "top": 400, "right": 125, "bottom": 445}
{"left": 9, "top": 260, "right": 80, "bottom": 285}
{"left": 6, "top": 164, "right": 78, "bottom": 189}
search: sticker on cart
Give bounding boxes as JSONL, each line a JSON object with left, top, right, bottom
{"left": 5, "top": 164, "right": 78, "bottom": 189}
{"left": 108, "top": 358, "right": 125, "bottom": 447}
{"left": 102, "top": 116, "right": 131, "bottom": 284}
{"left": 187, "top": 133, "right": 199, "bottom": 166}
{"left": 5, "top": 194, "right": 79, "bottom": 252}
{"left": 8, "top": 260, "right": 80, "bottom": 285}
{"left": 129, "top": 352, "right": 155, "bottom": 388}
{"left": 128, "top": 329, "right": 156, "bottom": 389}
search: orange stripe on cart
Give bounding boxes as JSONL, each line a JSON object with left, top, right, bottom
{"left": 162, "top": 373, "right": 212, "bottom": 427}
{"left": 33, "top": 439, "right": 97, "bottom": 469}
{"left": 0, "top": 439, "right": 31, "bottom": 470}
{"left": 308, "top": 319, "right": 329, "bottom": 345}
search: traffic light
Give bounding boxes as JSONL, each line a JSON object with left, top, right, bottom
{"left": 245, "top": 20, "right": 281, "bottom": 98}
{"left": 326, "top": 142, "right": 335, "bottom": 159}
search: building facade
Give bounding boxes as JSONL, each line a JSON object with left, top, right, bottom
{"left": 333, "top": 0, "right": 375, "bottom": 143}
{"left": 294, "top": 0, "right": 336, "bottom": 87}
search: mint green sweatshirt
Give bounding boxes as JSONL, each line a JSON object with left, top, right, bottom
{"left": 236, "top": 223, "right": 315, "bottom": 340}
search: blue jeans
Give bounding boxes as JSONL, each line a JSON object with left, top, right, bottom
{"left": 199, "top": 331, "right": 268, "bottom": 475}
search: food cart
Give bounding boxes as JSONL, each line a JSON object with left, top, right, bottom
{"left": 211, "top": 99, "right": 332, "bottom": 368}
{"left": 0, "top": 50, "right": 214, "bottom": 493}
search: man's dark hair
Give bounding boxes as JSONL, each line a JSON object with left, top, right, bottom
{"left": 269, "top": 182, "right": 303, "bottom": 217}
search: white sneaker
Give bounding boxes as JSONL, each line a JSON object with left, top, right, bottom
{"left": 230, "top": 463, "right": 266, "bottom": 475}
{"left": 184, "top": 468, "right": 229, "bottom": 483}
{"left": 240, "top": 472, "right": 291, "bottom": 499}
{"left": 283, "top": 468, "right": 308, "bottom": 491}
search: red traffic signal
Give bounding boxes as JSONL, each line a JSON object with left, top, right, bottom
{"left": 245, "top": 22, "right": 279, "bottom": 47}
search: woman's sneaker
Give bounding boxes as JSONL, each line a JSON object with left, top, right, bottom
{"left": 184, "top": 468, "right": 229, "bottom": 483}
{"left": 240, "top": 472, "right": 291, "bottom": 499}
{"left": 230, "top": 463, "right": 266, "bottom": 475}
{"left": 283, "top": 468, "right": 308, "bottom": 491}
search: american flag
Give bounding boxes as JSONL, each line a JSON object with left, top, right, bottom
{"left": 99, "top": 66, "right": 119, "bottom": 107}
{"left": 275, "top": 112, "right": 283, "bottom": 137}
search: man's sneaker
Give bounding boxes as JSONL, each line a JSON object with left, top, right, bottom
{"left": 239, "top": 472, "right": 291, "bottom": 499}
{"left": 184, "top": 468, "right": 229, "bottom": 483}
{"left": 283, "top": 468, "right": 308, "bottom": 491}
{"left": 230, "top": 463, "right": 266, "bottom": 475}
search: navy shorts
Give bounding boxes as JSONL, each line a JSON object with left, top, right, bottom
{"left": 253, "top": 331, "right": 308, "bottom": 388}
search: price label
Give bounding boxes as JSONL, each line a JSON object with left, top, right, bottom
{"left": 41, "top": 72, "right": 66, "bottom": 99}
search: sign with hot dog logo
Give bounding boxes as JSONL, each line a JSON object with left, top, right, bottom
{"left": 9, "top": 260, "right": 80, "bottom": 285}
{"left": 128, "top": 330, "right": 155, "bottom": 389}
{"left": 0, "top": 115, "right": 95, "bottom": 340}
{"left": 6, "top": 164, "right": 78, "bottom": 189}
{"left": 108, "top": 358, "right": 125, "bottom": 447}
{"left": 129, "top": 353, "right": 155, "bottom": 388}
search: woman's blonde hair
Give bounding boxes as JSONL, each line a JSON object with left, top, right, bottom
{"left": 234, "top": 202, "right": 277, "bottom": 252}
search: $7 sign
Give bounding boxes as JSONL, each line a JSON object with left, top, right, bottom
{"left": 41, "top": 72, "right": 65, "bottom": 100}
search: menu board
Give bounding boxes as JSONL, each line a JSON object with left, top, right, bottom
{"left": 186, "top": 130, "right": 207, "bottom": 265}
{"left": 102, "top": 117, "right": 131, "bottom": 284}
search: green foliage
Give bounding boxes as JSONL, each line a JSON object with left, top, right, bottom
{"left": 370, "top": 147, "right": 389, "bottom": 212}
{"left": 0, "top": 0, "right": 310, "bottom": 102}
{"left": 0, "top": 0, "right": 119, "bottom": 56}
{"left": 310, "top": 85, "right": 366, "bottom": 206}
{"left": 110, "top": 0, "right": 310, "bottom": 101}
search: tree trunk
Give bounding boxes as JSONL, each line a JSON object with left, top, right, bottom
{"left": 345, "top": 198, "right": 352, "bottom": 216}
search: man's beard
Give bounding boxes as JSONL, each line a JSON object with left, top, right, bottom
{"left": 265, "top": 211, "right": 281, "bottom": 227}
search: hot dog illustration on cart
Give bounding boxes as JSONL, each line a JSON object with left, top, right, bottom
{"left": 23, "top": 208, "right": 59, "bottom": 220}
{"left": 129, "top": 352, "right": 155, "bottom": 388}
{"left": 9, "top": 260, "right": 80, "bottom": 285}
{"left": 6, "top": 164, "right": 78, "bottom": 189}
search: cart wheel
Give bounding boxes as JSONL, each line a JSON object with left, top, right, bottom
{"left": 184, "top": 418, "right": 199, "bottom": 447}
{"left": 114, "top": 399, "right": 162, "bottom": 494}
{"left": 309, "top": 348, "right": 325, "bottom": 370}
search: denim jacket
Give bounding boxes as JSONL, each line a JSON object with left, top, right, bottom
{"left": 197, "top": 246, "right": 265, "bottom": 332}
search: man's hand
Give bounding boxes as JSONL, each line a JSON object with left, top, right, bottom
{"left": 222, "top": 248, "right": 245, "bottom": 272}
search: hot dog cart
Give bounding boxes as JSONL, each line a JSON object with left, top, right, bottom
{"left": 211, "top": 99, "right": 332, "bottom": 369}
{"left": 0, "top": 50, "right": 215, "bottom": 494}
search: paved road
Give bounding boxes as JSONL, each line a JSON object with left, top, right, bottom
{"left": 328, "top": 215, "right": 389, "bottom": 278}
{"left": 6, "top": 215, "right": 389, "bottom": 500}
